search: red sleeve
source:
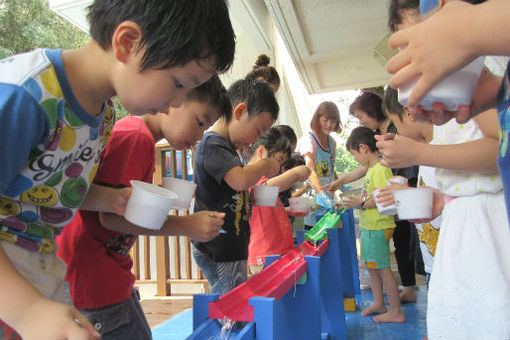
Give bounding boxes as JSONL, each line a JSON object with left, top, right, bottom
{"left": 94, "top": 124, "right": 155, "bottom": 187}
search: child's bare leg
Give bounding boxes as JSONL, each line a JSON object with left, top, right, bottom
{"left": 362, "top": 268, "right": 387, "bottom": 316}
{"left": 373, "top": 268, "right": 405, "bottom": 323}
{"left": 400, "top": 285, "right": 417, "bottom": 303}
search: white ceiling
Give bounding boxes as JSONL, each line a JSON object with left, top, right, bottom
{"left": 49, "top": 0, "right": 395, "bottom": 95}
{"left": 264, "top": 0, "right": 394, "bottom": 93}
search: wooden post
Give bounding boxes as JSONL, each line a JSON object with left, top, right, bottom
{"left": 144, "top": 236, "right": 151, "bottom": 279}
{"left": 156, "top": 236, "right": 170, "bottom": 296}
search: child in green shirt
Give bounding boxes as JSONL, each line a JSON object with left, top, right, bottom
{"left": 343, "top": 126, "right": 404, "bottom": 323}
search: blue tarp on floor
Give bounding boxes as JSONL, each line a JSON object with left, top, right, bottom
{"left": 152, "top": 288, "right": 428, "bottom": 340}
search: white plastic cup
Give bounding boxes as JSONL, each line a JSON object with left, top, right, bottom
{"left": 388, "top": 176, "right": 407, "bottom": 186}
{"left": 374, "top": 188, "right": 397, "bottom": 216}
{"left": 288, "top": 196, "right": 309, "bottom": 213}
{"left": 162, "top": 177, "right": 197, "bottom": 209}
{"left": 125, "top": 180, "right": 177, "bottom": 229}
{"left": 393, "top": 188, "right": 434, "bottom": 220}
{"left": 398, "top": 57, "right": 485, "bottom": 111}
{"left": 253, "top": 185, "right": 279, "bottom": 207}
{"left": 375, "top": 176, "right": 408, "bottom": 215}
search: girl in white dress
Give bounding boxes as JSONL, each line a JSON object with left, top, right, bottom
{"left": 427, "top": 118, "right": 510, "bottom": 340}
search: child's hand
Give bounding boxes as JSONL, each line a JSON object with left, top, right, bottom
{"left": 321, "top": 179, "right": 340, "bottom": 193}
{"left": 375, "top": 184, "right": 409, "bottom": 207}
{"left": 405, "top": 68, "right": 501, "bottom": 125}
{"left": 112, "top": 187, "right": 131, "bottom": 216}
{"left": 15, "top": 297, "right": 99, "bottom": 340}
{"left": 292, "top": 165, "right": 312, "bottom": 181}
{"left": 185, "top": 211, "right": 225, "bottom": 242}
{"left": 342, "top": 196, "right": 362, "bottom": 209}
{"left": 408, "top": 187, "right": 445, "bottom": 223}
{"left": 375, "top": 134, "right": 421, "bottom": 169}
{"left": 263, "top": 158, "right": 282, "bottom": 178}
{"left": 387, "top": 1, "right": 476, "bottom": 108}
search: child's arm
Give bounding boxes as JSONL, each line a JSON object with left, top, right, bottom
{"left": 292, "top": 182, "right": 309, "bottom": 197}
{"left": 80, "top": 184, "right": 131, "bottom": 215}
{"left": 266, "top": 165, "right": 311, "bottom": 192}
{"left": 322, "top": 166, "right": 368, "bottom": 192}
{"left": 387, "top": 0, "right": 510, "bottom": 122}
{"left": 343, "top": 195, "right": 375, "bottom": 210}
{"left": 223, "top": 158, "right": 280, "bottom": 191}
{"left": 99, "top": 211, "right": 225, "bottom": 242}
{"left": 375, "top": 109, "right": 499, "bottom": 173}
{"left": 304, "top": 155, "right": 323, "bottom": 193}
{"left": 0, "top": 247, "right": 99, "bottom": 340}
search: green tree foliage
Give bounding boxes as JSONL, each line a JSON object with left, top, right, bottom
{"left": 0, "top": 0, "right": 89, "bottom": 58}
{"left": 334, "top": 117, "right": 359, "bottom": 174}
{"left": 0, "top": 0, "right": 130, "bottom": 120}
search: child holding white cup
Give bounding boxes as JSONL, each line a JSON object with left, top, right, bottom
{"left": 377, "top": 84, "right": 510, "bottom": 338}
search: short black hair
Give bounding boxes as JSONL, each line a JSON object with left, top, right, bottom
{"left": 346, "top": 126, "right": 378, "bottom": 153}
{"left": 249, "top": 127, "right": 291, "bottom": 160}
{"left": 88, "top": 0, "right": 235, "bottom": 73}
{"left": 227, "top": 79, "right": 279, "bottom": 121}
{"left": 383, "top": 86, "right": 404, "bottom": 121}
{"left": 274, "top": 125, "right": 297, "bottom": 147}
{"left": 245, "top": 54, "right": 280, "bottom": 90}
{"left": 388, "top": 0, "right": 420, "bottom": 33}
{"left": 282, "top": 152, "right": 305, "bottom": 171}
{"left": 349, "top": 91, "right": 386, "bottom": 122}
{"left": 185, "top": 74, "right": 231, "bottom": 121}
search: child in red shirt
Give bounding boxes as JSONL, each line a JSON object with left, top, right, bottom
{"left": 248, "top": 128, "right": 311, "bottom": 274}
{"left": 57, "top": 76, "right": 230, "bottom": 340}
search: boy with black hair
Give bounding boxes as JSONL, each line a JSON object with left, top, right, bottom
{"left": 0, "top": 0, "right": 235, "bottom": 338}
{"left": 388, "top": 0, "right": 420, "bottom": 33}
{"left": 57, "top": 75, "right": 230, "bottom": 340}
{"left": 344, "top": 127, "right": 404, "bottom": 323}
{"left": 192, "top": 79, "right": 281, "bottom": 296}
{"left": 275, "top": 124, "right": 298, "bottom": 150}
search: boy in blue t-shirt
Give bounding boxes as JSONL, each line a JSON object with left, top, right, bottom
{"left": 0, "top": 1, "right": 235, "bottom": 339}
{"left": 343, "top": 127, "right": 404, "bottom": 323}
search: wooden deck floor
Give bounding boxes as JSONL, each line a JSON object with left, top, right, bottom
{"left": 141, "top": 296, "right": 194, "bottom": 328}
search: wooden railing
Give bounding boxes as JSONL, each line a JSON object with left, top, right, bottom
{"left": 131, "top": 143, "right": 209, "bottom": 296}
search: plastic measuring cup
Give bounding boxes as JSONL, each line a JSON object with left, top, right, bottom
{"left": 398, "top": 57, "right": 485, "bottom": 111}
{"left": 253, "top": 185, "right": 279, "bottom": 206}
{"left": 125, "top": 180, "right": 177, "bottom": 229}
{"left": 162, "top": 177, "right": 197, "bottom": 209}
{"left": 394, "top": 188, "right": 434, "bottom": 220}
{"left": 288, "top": 196, "right": 309, "bottom": 213}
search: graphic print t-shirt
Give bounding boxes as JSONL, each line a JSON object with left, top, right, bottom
{"left": 0, "top": 49, "right": 114, "bottom": 253}
{"left": 192, "top": 132, "right": 251, "bottom": 262}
